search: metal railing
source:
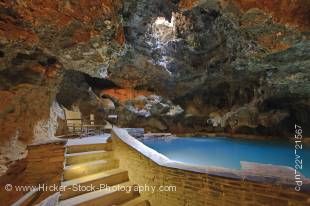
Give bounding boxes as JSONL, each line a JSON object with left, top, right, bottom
{"left": 64, "top": 118, "right": 113, "bottom": 137}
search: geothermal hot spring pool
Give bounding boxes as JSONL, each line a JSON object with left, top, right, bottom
{"left": 140, "top": 136, "right": 310, "bottom": 177}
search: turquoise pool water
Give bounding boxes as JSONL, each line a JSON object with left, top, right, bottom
{"left": 141, "top": 137, "right": 310, "bottom": 177}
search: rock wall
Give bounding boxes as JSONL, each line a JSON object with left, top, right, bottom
{"left": 27, "top": 0, "right": 309, "bottom": 137}
{"left": 0, "top": 0, "right": 309, "bottom": 175}
{"left": 106, "top": 0, "right": 310, "bottom": 136}
{"left": 0, "top": 80, "right": 60, "bottom": 175}
{"left": 0, "top": 0, "right": 124, "bottom": 174}
{"left": 231, "top": 0, "right": 310, "bottom": 31}
{"left": 0, "top": 0, "right": 124, "bottom": 77}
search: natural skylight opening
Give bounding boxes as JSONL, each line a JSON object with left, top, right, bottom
{"left": 147, "top": 15, "right": 177, "bottom": 74}
{"left": 152, "top": 15, "right": 176, "bottom": 42}
{"left": 154, "top": 16, "right": 175, "bottom": 28}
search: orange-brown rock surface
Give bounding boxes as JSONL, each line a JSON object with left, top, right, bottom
{"left": 0, "top": 0, "right": 123, "bottom": 37}
{"left": 232, "top": 0, "right": 310, "bottom": 31}
{"left": 179, "top": 0, "right": 199, "bottom": 9}
{"left": 0, "top": 0, "right": 124, "bottom": 174}
{"left": 101, "top": 88, "right": 153, "bottom": 103}
{"left": 0, "top": 0, "right": 310, "bottom": 179}
{"left": 110, "top": 0, "right": 310, "bottom": 136}
{"left": 0, "top": 0, "right": 125, "bottom": 77}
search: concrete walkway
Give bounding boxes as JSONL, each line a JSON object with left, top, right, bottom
{"left": 66, "top": 134, "right": 111, "bottom": 146}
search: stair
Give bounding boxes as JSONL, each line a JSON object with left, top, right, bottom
{"left": 119, "top": 196, "right": 151, "bottom": 206}
{"left": 66, "top": 142, "right": 112, "bottom": 154}
{"left": 61, "top": 169, "right": 129, "bottom": 200}
{"left": 59, "top": 182, "right": 138, "bottom": 206}
{"left": 58, "top": 137, "right": 150, "bottom": 206}
{"left": 63, "top": 159, "right": 119, "bottom": 180}
{"left": 65, "top": 150, "right": 113, "bottom": 165}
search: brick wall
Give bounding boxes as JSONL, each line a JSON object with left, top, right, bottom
{"left": 111, "top": 130, "right": 310, "bottom": 206}
{"left": 25, "top": 140, "right": 66, "bottom": 203}
{"left": 0, "top": 140, "right": 66, "bottom": 205}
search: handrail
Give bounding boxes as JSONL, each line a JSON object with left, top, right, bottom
{"left": 11, "top": 188, "right": 40, "bottom": 206}
{"left": 63, "top": 123, "right": 112, "bottom": 138}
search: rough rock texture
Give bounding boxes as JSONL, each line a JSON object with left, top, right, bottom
{"left": 0, "top": 0, "right": 310, "bottom": 174}
{"left": 0, "top": 0, "right": 124, "bottom": 174}
{"left": 56, "top": 70, "right": 111, "bottom": 125}
{"left": 0, "top": 60, "right": 61, "bottom": 174}
{"left": 105, "top": 0, "right": 309, "bottom": 135}
{"left": 231, "top": 0, "right": 310, "bottom": 31}
{"left": 0, "top": 0, "right": 124, "bottom": 77}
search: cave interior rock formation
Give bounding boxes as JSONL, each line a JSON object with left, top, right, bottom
{"left": 0, "top": 0, "right": 309, "bottom": 179}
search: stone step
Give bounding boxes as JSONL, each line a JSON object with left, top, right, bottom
{"left": 60, "top": 169, "right": 129, "bottom": 200}
{"left": 66, "top": 143, "right": 113, "bottom": 154}
{"left": 63, "top": 159, "right": 119, "bottom": 181}
{"left": 58, "top": 182, "right": 139, "bottom": 206}
{"left": 65, "top": 150, "right": 113, "bottom": 165}
{"left": 119, "top": 196, "right": 151, "bottom": 206}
